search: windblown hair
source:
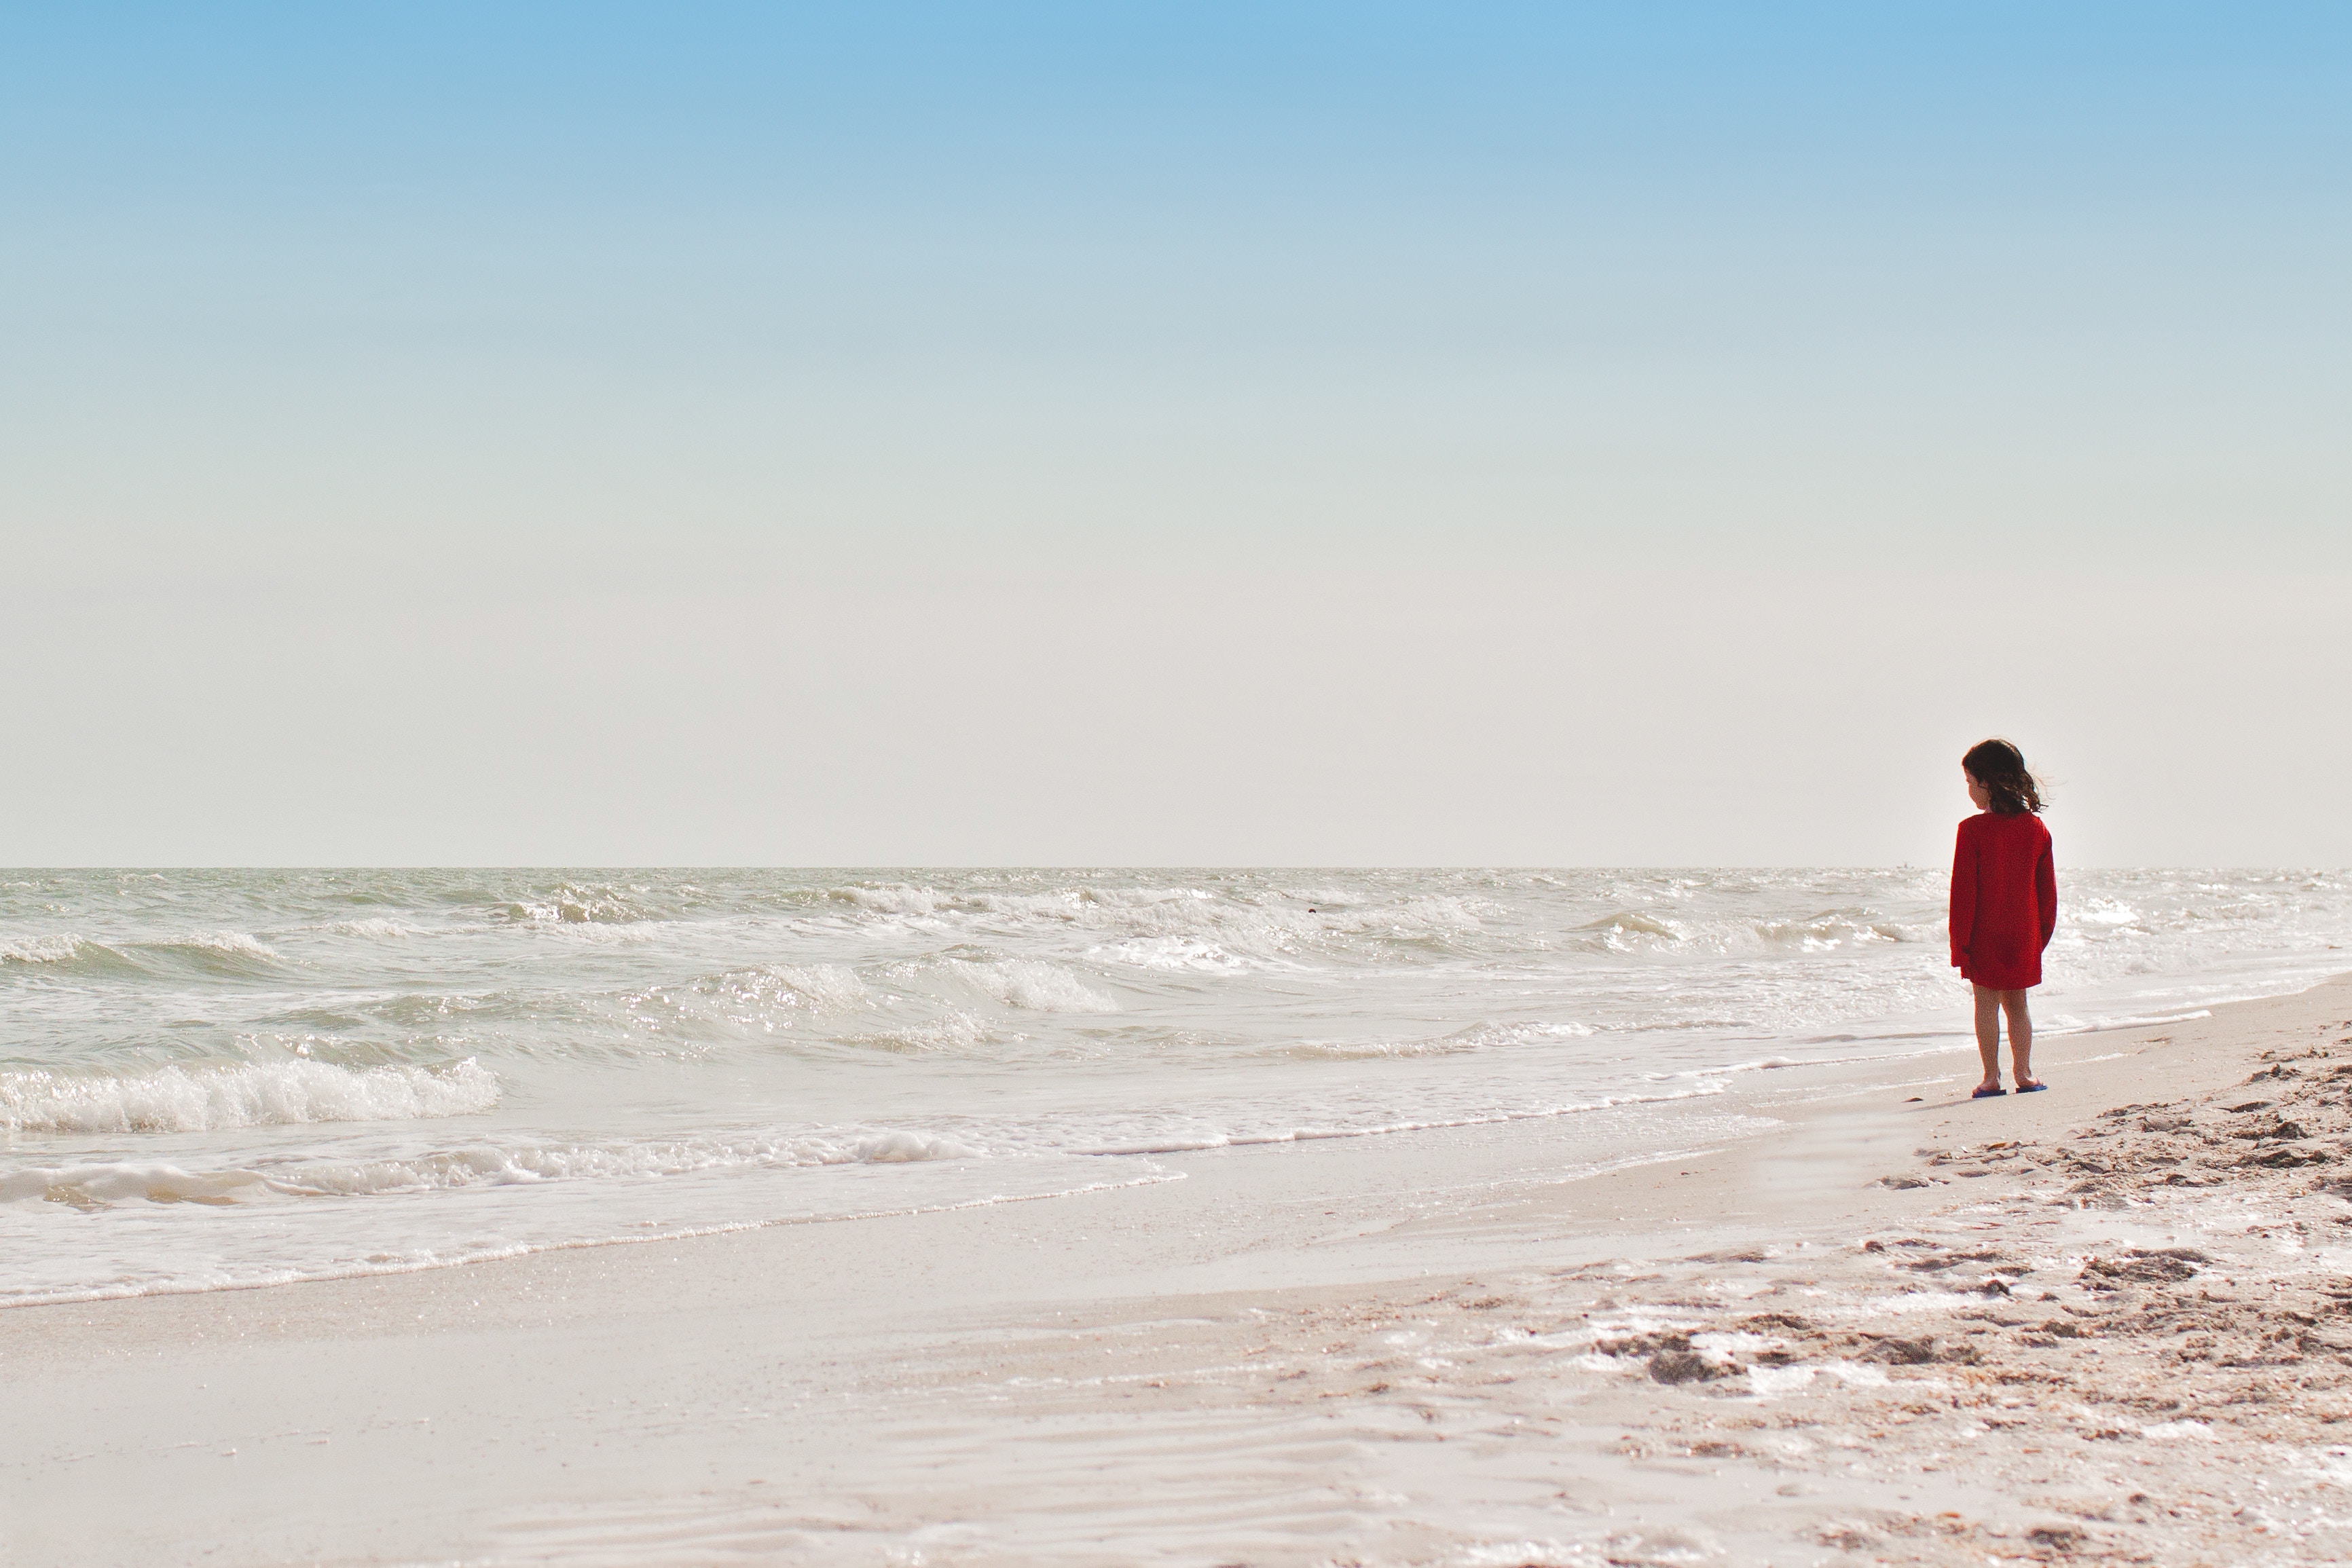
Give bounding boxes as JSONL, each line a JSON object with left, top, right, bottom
{"left": 1962, "top": 738, "right": 2043, "bottom": 815}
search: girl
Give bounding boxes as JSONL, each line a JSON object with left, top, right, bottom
{"left": 1949, "top": 739, "right": 2057, "bottom": 1098}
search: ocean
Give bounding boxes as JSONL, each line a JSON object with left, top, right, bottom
{"left": 4, "top": 867, "right": 2346, "bottom": 1307}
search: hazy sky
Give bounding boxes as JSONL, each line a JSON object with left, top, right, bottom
{"left": 4, "top": 3, "right": 2346, "bottom": 866}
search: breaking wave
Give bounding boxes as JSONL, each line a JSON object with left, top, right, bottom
{"left": 4, "top": 865, "right": 2346, "bottom": 1308}
{"left": 495, "top": 882, "right": 667, "bottom": 925}
{"left": 1, "top": 933, "right": 143, "bottom": 976}
{"left": 949, "top": 958, "right": 1117, "bottom": 1013}
{"left": 843, "top": 1012, "right": 998, "bottom": 1053}
{"left": 172, "top": 930, "right": 280, "bottom": 960}
{"left": 0, "top": 1059, "right": 500, "bottom": 1134}
{"left": 1, "top": 933, "right": 93, "bottom": 965}
{"left": 722, "top": 962, "right": 870, "bottom": 1013}
{"left": 826, "top": 883, "right": 940, "bottom": 917}
{"left": 323, "top": 917, "right": 433, "bottom": 939}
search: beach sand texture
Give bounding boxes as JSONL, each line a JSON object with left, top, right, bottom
{"left": 7, "top": 977, "right": 2352, "bottom": 1567}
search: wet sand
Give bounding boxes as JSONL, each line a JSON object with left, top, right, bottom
{"left": 5, "top": 976, "right": 2350, "bottom": 1566}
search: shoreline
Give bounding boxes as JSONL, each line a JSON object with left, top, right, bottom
{"left": 5, "top": 975, "right": 2349, "bottom": 1565}
{"left": 0, "top": 977, "right": 2294, "bottom": 1318}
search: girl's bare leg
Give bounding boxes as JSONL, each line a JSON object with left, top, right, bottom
{"left": 2002, "top": 990, "right": 2040, "bottom": 1087}
{"left": 1973, "top": 985, "right": 2004, "bottom": 1090}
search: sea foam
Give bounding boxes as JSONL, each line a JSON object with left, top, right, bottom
{"left": 0, "top": 1125, "right": 979, "bottom": 1209}
{"left": 268, "top": 1129, "right": 980, "bottom": 1195}
{"left": 949, "top": 958, "right": 1118, "bottom": 1013}
{"left": 1, "top": 933, "right": 89, "bottom": 965}
{"left": 0, "top": 1059, "right": 500, "bottom": 1134}
{"left": 5, "top": 864, "right": 2348, "bottom": 1306}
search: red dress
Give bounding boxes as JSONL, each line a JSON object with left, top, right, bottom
{"left": 1949, "top": 811, "right": 2057, "bottom": 990}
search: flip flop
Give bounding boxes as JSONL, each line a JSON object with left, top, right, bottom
{"left": 2017, "top": 1082, "right": 2048, "bottom": 1093}
{"left": 1971, "top": 1085, "right": 2007, "bottom": 1098}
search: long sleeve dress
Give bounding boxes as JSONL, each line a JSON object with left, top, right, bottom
{"left": 1949, "top": 810, "right": 2058, "bottom": 990}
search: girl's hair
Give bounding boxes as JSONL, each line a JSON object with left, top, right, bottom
{"left": 1962, "top": 739, "right": 2043, "bottom": 815}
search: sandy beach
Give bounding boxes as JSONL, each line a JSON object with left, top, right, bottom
{"left": 6, "top": 975, "right": 2351, "bottom": 1567}
{"left": 13, "top": 4, "right": 2349, "bottom": 1563}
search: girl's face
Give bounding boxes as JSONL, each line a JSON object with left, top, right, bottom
{"left": 1964, "top": 770, "right": 1992, "bottom": 810}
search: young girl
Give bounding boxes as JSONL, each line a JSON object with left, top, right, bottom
{"left": 1949, "top": 739, "right": 2057, "bottom": 1097}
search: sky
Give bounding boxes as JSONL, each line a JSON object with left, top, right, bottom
{"left": 3, "top": 2, "right": 2346, "bottom": 866}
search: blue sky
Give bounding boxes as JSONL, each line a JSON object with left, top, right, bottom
{"left": 3, "top": 5, "right": 2347, "bottom": 862}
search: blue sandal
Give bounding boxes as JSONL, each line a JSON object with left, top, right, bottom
{"left": 1971, "top": 1085, "right": 2007, "bottom": 1098}
{"left": 2017, "top": 1081, "right": 2048, "bottom": 1093}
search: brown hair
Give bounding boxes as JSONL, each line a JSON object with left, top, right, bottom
{"left": 1962, "top": 739, "right": 2043, "bottom": 815}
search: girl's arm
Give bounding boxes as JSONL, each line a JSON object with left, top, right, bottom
{"left": 1949, "top": 823, "right": 1975, "bottom": 970}
{"left": 2036, "top": 837, "right": 2058, "bottom": 951}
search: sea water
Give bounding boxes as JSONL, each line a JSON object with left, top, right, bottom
{"left": 4, "top": 867, "right": 2347, "bottom": 1305}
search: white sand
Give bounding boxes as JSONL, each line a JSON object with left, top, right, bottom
{"left": 7, "top": 977, "right": 2351, "bottom": 1566}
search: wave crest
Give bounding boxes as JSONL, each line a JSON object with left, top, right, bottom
{"left": 2, "top": 933, "right": 88, "bottom": 965}
{"left": 1581, "top": 912, "right": 1680, "bottom": 939}
{"left": 724, "top": 963, "right": 869, "bottom": 1013}
{"left": 1, "top": 933, "right": 143, "bottom": 975}
{"left": 949, "top": 958, "right": 1116, "bottom": 1013}
{"left": 1752, "top": 914, "right": 1916, "bottom": 948}
{"left": 496, "top": 882, "right": 661, "bottom": 925}
{"left": 844, "top": 1013, "right": 997, "bottom": 1053}
{"left": 323, "top": 917, "right": 430, "bottom": 939}
{"left": 0, "top": 1059, "right": 500, "bottom": 1134}
{"left": 826, "top": 884, "right": 939, "bottom": 916}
